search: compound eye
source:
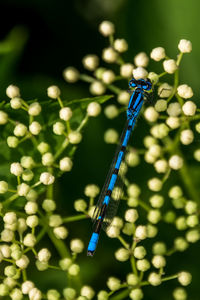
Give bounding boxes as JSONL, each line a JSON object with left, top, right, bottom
{"left": 129, "top": 79, "right": 137, "bottom": 88}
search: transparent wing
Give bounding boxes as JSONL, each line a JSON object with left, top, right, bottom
{"left": 101, "top": 162, "right": 126, "bottom": 231}
{"left": 92, "top": 120, "right": 130, "bottom": 226}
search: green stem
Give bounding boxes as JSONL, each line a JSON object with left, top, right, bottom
{"left": 117, "top": 235, "right": 129, "bottom": 249}
{"left": 130, "top": 255, "right": 138, "bottom": 276}
{"left": 57, "top": 96, "right": 64, "bottom": 108}
{"left": 62, "top": 214, "right": 88, "bottom": 223}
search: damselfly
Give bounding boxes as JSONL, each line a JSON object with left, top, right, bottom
{"left": 87, "top": 78, "right": 152, "bottom": 256}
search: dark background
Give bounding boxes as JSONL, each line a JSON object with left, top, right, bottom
{"left": 0, "top": 0, "right": 200, "bottom": 299}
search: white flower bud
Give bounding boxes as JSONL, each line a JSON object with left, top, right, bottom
{"left": 80, "top": 286, "right": 95, "bottom": 299}
{"left": 26, "top": 215, "right": 39, "bottom": 228}
{"left": 42, "top": 199, "right": 56, "bottom": 212}
{"left": 169, "top": 185, "right": 182, "bottom": 199}
{"left": 150, "top": 124, "right": 169, "bottom": 139}
{"left": 29, "top": 121, "right": 41, "bottom": 135}
{"left": 97, "top": 290, "right": 109, "bottom": 300}
{"left": 114, "top": 39, "right": 128, "bottom": 52}
{"left": 63, "top": 288, "right": 76, "bottom": 300}
{"left": 102, "top": 47, "right": 118, "bottom": 63}
{"left": 4, "top": 265, "right": 17, "bottom": 277}
{"left": 68, "top": 131, "right": 82, "bottom": 144}
{"left": 63, "top": 67, "right": 79, "bottom": 83}
{"left": 134, "top": 52, "right": 149, "bottom": 67}
{"left": 169, "top": 155, "right": 183, "bottom": 170}
{"left": 180, "top": 129, "right": 194, "bottom": 145}
{"left": 59, "top": 107, "right": 72, "bottom": 121}
{"left": 117, "top": 91, "right": 130, "bottom": 105}
{"left": 29, "top": 288, "right": 42, "bottom": 300}
{"left": 17, "top": 183, "right": 30, "bottom": 196}
{"left": 40, "top": 172, "right": 55, "bottom": 185}
{"left": 37, "top": 142, "right": 49, "bottom": 154}
{"left": 70, "top": 239, "right": 84, "bottom": 253}
{"left": 148, "top": 272, "right": 161, "bottom": 286}
{"left": 7, "top": 136, "right": 19, "bottom": 148}
{"left": 144, "top": 107, "right": 159, "bottom": 122}
{"left": 21, "top": 156, "right": 35, "bottom": 169}
{"left": 68, "top": 264, "right": 80, "bottom": 276}
{"left": 176, "top": 216, "right": 187, "bottom": 230}
{"left": 87, "top": 102, "right": 101, "bottom": 117}
{"left": 99, "top": 21, "right": 115, "bottom": 36}
{"left": 38, "top": 248, "right": 51, "bottom": 262}
{"left": 53, "top": 122, "right": 65, "bottom": 135}
{"left": 106, "top": 226, "right": 120, "bottom": 238}
{"left": 111, "top": 217, "right": 123, "bottom": 229}
{"left": 16, "top": 255, "right": 29, "bottom": 269}
{"left": 25, "top": 201, "right": 38, "bottom": 215}
{"left": 149, "top": 194, "right": 164, "bottom": 208}
{"left": 59, "top": 258, "right": 72, "bottom": 270}
{"left": 42, "top": 152, "right": 54, "bottom": 167}
{"left": 104, "top": 128, "right": 119, "bottom": 144}
{"left": 173, "top": 287, "right": 187, "bottom": 300}
{"left": 6, "top": 85, "right": 20, "bottom": 98}
{"left": 135, "top": 225, "right": 147, "bottom": 240}
{"left": 53, "top": 226, "right": 68, "bottom": 239}
{"left": 114, "top": 247, "right": 130, "bottom": 261}
{"left": 158, "top": 83, "right": 173, "bottom": 98}
{"left": 84, "top": 184, "right": 100, "bottom": 197}
{"left": 148, "top": 178, "right": 162, "bottom": 191}
{"left": 0, "top": 181, "right": 8, "bottom": 194}
{"left": 10, "top": 288, "right": 23, "bottom": 300}
{"left": 125, "top": 150, "right": 140, "bottom": 167}
{"left": 147, "top": 209, "right": 161, "bottom": 224}
{"left": 144, "top": 136, "right": 157, "bottom": 148}
{"left": 90, "top": 80, "right": 106, "bottom": 95}
{"left": 186, "top": 229, "right": 200, "bottom": 243}
{"left": 126, "top": 273, "right": 140, "bottom": 286}
{"left": 154, "top": 99, "right": 167, "bottom": 112}
{"left": 10, "top": 162, "right": 23, "bottom": 176}
{"left": 185, "top": 201, "right": 197, "bottom": 214}
{"left": 22, "top": 169, "right": 34, "bottom": 182}
{"left": 154, "top": 159, "right": 168, "bottom": 173}
{"left": 186, "top": 215, "right": 199, "bottom": 227}
{"left": 14, "top": 123, "right": 27, "bottom": 137}
{"left": 74, "top": 199, "right": 87, "bottom": 212}
{"left": 10, "top": 97, "right": 22, "bottom": 109}
{"left": 177, "top": 84, "right": 193, "bottom": 99}
{"left": 49, "top": 214, "right": 62, "bottom": 227}
{"left": 129, "top": 289, "right": 143, "bottom": 300}
{"left": 3, "top": 212, "right": 16, "bottom": 224}
{"left": 163, "top": 59, "right": 177, "bottom": 74}
{"left": 23, "top": 233, "right": 36, "bottom": 247}
{"left": 107, "top": 277, "right": 120, "bottom": 291}
{"left": 178, "top": 271, "right": 192, "bottom": 286}
{"left": 104, "top": 105, "right": 118, "bottom": 119}
{"left": 150, "top": 47, "right": 166, "bottom": 61}
{"left": 127, "top": 184, "right": 141, "bottom": 197}
{"left": 120, "top": 63, "right": 134, "bottom": 78}
{"left": 166, "top": 116, "right": 180, "bottom": 129}
{"left": 59, "top": 157, "right": 73, "bottom": 172}
{"left": 0, "top": 111, "right": 8, "bottom": 125}
{"left": 148, "top": 72, "right": 159, "bottom": 84}
{"left": 152, "top": 255, "right": 166, "bottom": 268}
{"left": 167, "top": 102, "right": 181, "bottom": 117}
{"left": 152, "top": 242, "right": 167, "bottom": 255}
{"left": 28, "top": 102, "right": 41, "bottom": 116}
{"left": 102, "top": 70, "right": 115, "bottom": 84}
{"left": 47, "top": 85, "right": 61, "bottom": 99}
{"left": 82, "top": 54, "right": 99, "bottom": 71}
{"left": 178, "top": 39, "right": 192, "bottom": 53}
{"left": 136, "top": 259, "right": 150, "bottom": 272}
{"left": 182, "top": 101, "right": 196, "bottom": 116}
{"left": 125, "top": 209, "right": 138, "bottom": 223}
{"left": 47, "top": 290, "right": 60, "bottom": 300}
{"left": 134, "top": 246, "right": 146, "bottom": 259}
{"left": 22, "top": 281, "right": 35, "bottom": 294}
{"left": 174, "top": 237, "right": 188, "bottom": 252}
{"left": 0, "top": 245, "right": 11, "bottom": 258}
{"left": 133, "top": 67, "right": 148, "bottom": 79}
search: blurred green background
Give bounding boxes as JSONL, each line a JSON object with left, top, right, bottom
{"left": 0, "top": 0, "right": 200, "bottom": 299}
